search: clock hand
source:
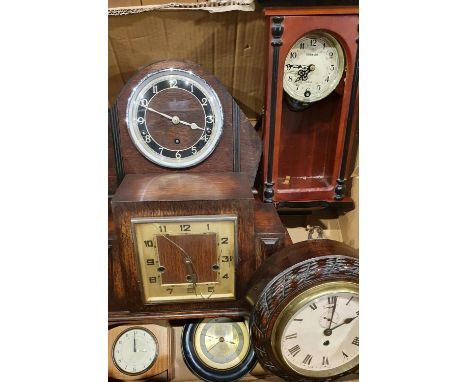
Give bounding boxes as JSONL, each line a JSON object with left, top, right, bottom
{"left": 330, "top": 315, "right": 358, "bottom": 331}
{"left": 159, "top": 235, "right": 200, "bottom": 294}
{"left": 177, "top": 119, "right": 204, "bottom": 131}
{"left": 133, "top": 331, "right": 136, "bottom": 353}
{"left": 144, "top": 106, "right": 175, "bottom": 121}
{"left": 323, "top": 316, "right": 338, "bottom": 324}
{"left": 328, "top": 297, "right": 337, "bottom": 330}
{"left": 143, "top": 106, "right": 204, "bottom": 130}
{"left": 208, "top": 341, "right": 221, "bottom": 352}
{"left": 204, "top": 334, "right": 235, "bottom": 345}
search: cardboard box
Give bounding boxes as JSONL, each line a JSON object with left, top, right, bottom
{"left": 108, "top": 9, "right": 265, "bottom": 119}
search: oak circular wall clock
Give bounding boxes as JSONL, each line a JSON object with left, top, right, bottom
{"left": 126, "top": 68, "right": 224, "bottom": 168}
{"left": 246, "top": 239, "right": 359, "bottom": 381}
{"left": 182, "top": 317, "right": 257, "bottom": 382}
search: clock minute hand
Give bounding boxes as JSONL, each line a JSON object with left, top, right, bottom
{"left": 143, "top": 106, "right": 204, "bottom": 131}
{"left": 144, "top": 106, "right": 174, "bottom": 121}
{"left": 328, "top": 297, "right": 337, "bottom": 330}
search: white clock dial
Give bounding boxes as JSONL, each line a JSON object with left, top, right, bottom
{"left": 112, "top": 327, "right": 159, "bottom": 375}
{"left": 283, "top": 32, "right": 345, "bottom": 103}
{"left": 278, "top": 289, "right": 358, "bottom": 378}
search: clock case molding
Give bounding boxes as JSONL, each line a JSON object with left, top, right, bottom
{"left": 260, "top": 7, "right": 359, "bottom": 207}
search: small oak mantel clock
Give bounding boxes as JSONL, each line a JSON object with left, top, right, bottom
{"left": 259, "top": 6, "right": 359, "bottom": 207}
{"left": 246, "top": 238, "right": 359, "bottom": 381}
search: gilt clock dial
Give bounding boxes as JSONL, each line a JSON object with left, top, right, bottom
{"left": 283, "top": 31, "right": 345, "bottom": 104}
{"left": 132, "top": 215, "right": 237, "bottom": 304}
{"left": 126, "top": 68, "right": 224, "bottom": 168}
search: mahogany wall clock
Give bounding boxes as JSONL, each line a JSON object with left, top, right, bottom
{"left": 259, "top": 6, "right": 359, "bottom": 207}
{"left": 246, "top": 239, "right": 359, "bottom": 381}
{"left": 110, "top": 60, "right": 261, "bottom": 187}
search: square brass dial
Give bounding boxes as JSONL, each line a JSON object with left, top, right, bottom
{"left": 132, "top": 215, "right": 237, "bottom": 304}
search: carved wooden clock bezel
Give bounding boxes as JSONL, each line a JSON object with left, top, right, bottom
{"left": 246, "top": 239, "right": 359, "bottom": 381}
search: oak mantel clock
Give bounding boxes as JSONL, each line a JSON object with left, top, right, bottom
{"left": 259, "top": 6, "right": 359, "bottom": 207}
{"left": 110, "top": 172, "right": 287, "bottom": 322}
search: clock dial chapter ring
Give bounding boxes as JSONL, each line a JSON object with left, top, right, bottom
{"left": 126, "top": 68, "right": 224, "bottom": 168}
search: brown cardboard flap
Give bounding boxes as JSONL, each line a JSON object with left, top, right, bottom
{"left": 108, "top": 9, "right": 265, "bottom": 119}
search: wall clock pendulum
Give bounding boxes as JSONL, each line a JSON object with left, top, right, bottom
{"left": 246, "top": 228, "right": 359, "bottom": 381}
{"left": 259, "top": 6, "right": 359, "bottom": 208}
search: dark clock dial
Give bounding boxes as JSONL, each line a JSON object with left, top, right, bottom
{"left": 126, "top": 68, "right": 224, "bottom": 168}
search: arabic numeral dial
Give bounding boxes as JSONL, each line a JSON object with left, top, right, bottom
{"left": 283, "top": 31, "right": 345, "bottom": 103}
{"left": 278, "top": 283, "right": 359, "bottom": 377}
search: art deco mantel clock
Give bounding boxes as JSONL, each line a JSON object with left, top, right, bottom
{"left": 246, "top": 238, "right": 359, "bottom": 381}
{"left": 259, "top": 6, "right": 359, "bottom": 207}
{"left": 109, "top": 60, "right": 262, "bottom": 188}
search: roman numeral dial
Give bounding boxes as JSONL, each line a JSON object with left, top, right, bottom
{"left": 279, "top": 286, "right": 359, "bottom": 376}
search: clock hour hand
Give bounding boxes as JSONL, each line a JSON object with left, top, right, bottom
{"left": 177, "top": 119, "right": 204, "bottom": 131}
{"left": 330, "top": 315, "right": 358, "bottom": 331}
